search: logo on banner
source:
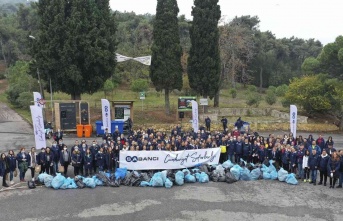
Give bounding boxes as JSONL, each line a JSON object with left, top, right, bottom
{"left": 126, "top": 156, "right": 138, "bottom": 162}
{"left": 126, "top": 156, "right": 159, "bottom": 162}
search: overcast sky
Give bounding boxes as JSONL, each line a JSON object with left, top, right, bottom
{"left": 109, "top": 0, "right": 343, "bottom": 45}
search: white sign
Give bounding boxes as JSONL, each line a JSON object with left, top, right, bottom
{"left": 140, "top": 92, "right": 145, "bottom": 100}
{"left": 133, "top": 56, "right": 151, "bottom": 66}
{"left": 290, "top": 105, "right": 297, "bottom": 138}
{"left": 33, "top": 92, "right": 43, "bottom": 108}
{"left": 191, "top": 100, "right": 199, "bottom": 133}
{"left": 119, "top": 148, "right": 221, "bottom": 170}
{"left": 101, "top": 99, "right": 111, "bottom": 133}
{"left": 116, "top": 53, "right": 132, "bottom": 62}
{"left": 199, "top": 98, "right": 208, "bottom": 106}
{"left": 30, "top": 105, "right": 46, "bottom": 149}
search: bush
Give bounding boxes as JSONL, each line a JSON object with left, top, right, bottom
{"left": 229, "top": 88, "right": 237, "bottom": 98}
{"left": 275, "top": 84, "right": 288, "bottom": 97}
{"left": 16, "top": 92, "right": 33, "bottom": 109}
{"left": 0, "top": 72, "right": 5, "bottom": 80}
{"left": 246, "top": 93, "right": 260, "bottom": 107}
{"left": 247, "top": 85, "right": 257, "bottom": 92}
{"left": 265, "top": 91, "right": 277, "bottom": 105}
{"left": 267, "top": 86, "right": 277, "bottom": 93}
{"left": 130, "top": 79, "right": 149, "bottom": 93}
{"left": 281, "top": 97, "right": 291, "bottom": 108}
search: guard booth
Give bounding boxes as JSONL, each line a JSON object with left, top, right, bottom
{"left": 112, "top": 100, "right": 134, "bottom": 133}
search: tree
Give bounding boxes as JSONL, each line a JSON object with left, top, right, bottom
{"left": 188, "top": 0, "right": 221, "bottom": 106}
{"left": 150, "top": 0, "right": 182, "bottom": 114}
{"left": 103, "top": 79, "right": 117, "bottom": 99}
{"left": 130, "top": 79, "right": 149, "bottom": 93}
{"left": 33, "top": 0, "right": 117, "bottom": 100}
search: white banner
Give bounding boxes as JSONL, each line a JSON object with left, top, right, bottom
{"left": 290, "top": 105, "right": 297, "bottom": 138}
{"left": 133, "top": 56, "right": 151, "bottom": 66}
{"left": 116, "top": 53, "right": 132, "bottom": 62}
{"left": 119, "top": 148, "right": 221, "bottom": 170}
{"left": 191, "top": 100, "right": 199, "bottom": 133}
{"left": 33, "top": 92, "right": 43, "bottom": 108}
{"left": 30, "top": 105, "right": 46, "bottom": 149}
{"left": 101, "top": 99, "right": 111, "bottom": 133}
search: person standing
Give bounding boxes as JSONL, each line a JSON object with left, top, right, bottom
{"left": 71, "top": 146, "right": 82, "bottom": 176}
{"left": 6, "top": 150, "right": 17, "bottom": 185}
{"left": 318, "top": 149, "right": 329, "bottom": 186}
{"left": 45, "top": 147, "right": 54, "bottom": 175}
{"left": 296, "top": 144, "right": 305, "bottom": 180}
{"left": 17, "top": 147, "right": 30, "bottom": 182}
{"left": 308, "top": 150, "right": 319, "bottom": 185}
{"left": 51, "top": 141, "right": 60, "bottom": 175}
{"left": 59, "top": 145, "right": 71, "bottom": 177}
{"left": 84, "top": 149, "right": 93, "bottom": 177}
{"left": 54, "top": 128, "right": 63, "bottom": 144}
{"left": 28, "top": 147, "right": 37, "bottom": 181}
{"left": 337, "top": 150, "right": 343, "bottom": 188}
{"left": 0, "top": 153, "right": 9, "bottom": 187}
{"left": 37, "top": 148, "right": 47, "bottom": 174}
{"left": 205, "top": 116, "right": 211, "bottom": 132}
{"left": 327, "top": 151, "right": 341, "bottom": 188}
{"left": 221, "top": 117, "right": 228, "bottom": 131}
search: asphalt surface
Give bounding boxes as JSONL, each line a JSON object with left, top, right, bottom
{"left": 1, "top": 102, "right": 343, "bottom": 221}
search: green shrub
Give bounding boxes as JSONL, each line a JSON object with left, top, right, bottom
{"left": 247, "top": 85, "right": 257, "bottom": 92}
{"left": 265, "top": 91, "right": 277, "bottom": 105}
{"left": 0, "top": 72, "right": 5, "bottom": 80}
{"left": 130, "top": 79, "right": 149, "bottom": 93}
{"left": 16, "top": 92, "right": 32, "bottom": 109}
{"left": 275, "top": 84, "right": 288, "bottom": 97}
{"left": 267, "top": 86, "right": 277, "bottom": 93}
{"left": 229, "top": 88, "right": 237, "bottom": 98}
{"left": 281, "top": 97, "right": 291, "bottom": 108}
{"left": 246, "top": 93, "right": 260, "bottom": 107}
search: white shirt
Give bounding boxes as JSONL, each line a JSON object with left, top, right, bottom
{"left": 302, "top": 156, "right": 309, "bottom": 168}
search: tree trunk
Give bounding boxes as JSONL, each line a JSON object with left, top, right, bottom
{"left": 0, "top": 39, "right": 7, "bottom": 66}
{"left": 165, "top": 88, "right": 170, "bottom": 115}
{"left": 214, "top": 90, "right": 219, "bottom": 107}
{"left": 203, "top": 95, "right": 208, "bottom": 114}
{"left": 71, "top": 92, "right": 81, "bottom": 100}
{"left": 231, "top": 52, "right": 236, "bottom": 88}
{"left": 259, "top": 66, "right": 263, "bottom": 93}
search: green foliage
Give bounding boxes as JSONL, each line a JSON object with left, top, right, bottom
{"left": 283, "top": 74, "right": 342, "bottom": 113}
{"left": 187, "top": 0, "right": 221, "bottom": 99}
{"left": 281, "top": 97, "right": 291, "bottom": 108}
{"left": 267, "top": 86, "right": 276, "bottom": 93}
{"left": 247, "top": 85, "right": 257, "bottom": 92}
{"left": 130, "top": 79, "right": 149, "bottom": 93}
{"left": 16, "top": 91, "right": 32, "bottom": 109}
{"left": 34, "top": 0, "right": 117, "bottom": 99}
{"left": 265, "top": 90, "right": 276, "bottom": 105}
{"left": 229, "top": 88, "right": 237, "bottom": 98}
{"left": 150, "top": 0, "right": 183, "bottom": 114}
{"left": 275, "top": 84, "right": 288, "bottom": 97}
{"left": 246, "top": 93, "right": 260, "bottom": 107}
{"left": 301, "top": 57, "right": 320, "bottom": 74}
{"left": 103, "top": 79, "right": 117, "bottom": 98}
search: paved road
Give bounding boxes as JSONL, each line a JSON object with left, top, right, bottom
{"left": 1, "top": 102, "right": 343, "bottom": 221}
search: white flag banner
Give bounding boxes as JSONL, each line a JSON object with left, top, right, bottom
{"left": 119, "top": 148, "right": 221, "bottom": 170}
{"left": 116, "top": 53, "right": 132, "bottom": 62}
{"left": 33, "top": 92, "right": 43, "bottom": 108}
{"left": 30, "top": 105, "right": 46, "bottom": 150}
{"left": 133, "top": 56, "right": 151, "bottom": 66}
{"left": 101, "top": 99, "right": 111, "bottom": 133}
{"left": 191, "top": 100, "right": 199, "bottom": 133}
{"left": 290, "top": 105, "right": 297, "bottom": 138}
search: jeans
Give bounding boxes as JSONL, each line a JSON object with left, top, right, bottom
{"left": 53, "top": 161, "right": 59, "bottom": 174}
{"left": 20, "top": 171, "right": 25, "bottom": 180}
{"left": 9, "top": 170, "right": 14, "bottom": 181}
{"left": 311, "top": 169, "right": 317, "bottom": 182}
{"left": 297, "top": 163, "right": 303, "bottom": 179}
{"left": 227, "top": 154, "right": 234, "bottom": 163}
{"left": 339, "top": 172, "right": 343, "bottom": 186}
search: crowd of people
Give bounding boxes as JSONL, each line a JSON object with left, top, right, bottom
{"left": 1, "top": 117, "right": 343, "bottom": 189}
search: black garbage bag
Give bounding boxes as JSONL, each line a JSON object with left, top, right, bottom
{"left": 210, "top": 171, "right": 219, "bottom": 182}
{"left": 74, "top": 177, "right": 86, "bottom": 189}
{"left": 263, "top": 159, "right": 270, "bottom": 167}
{"left": 140, "top": 173, "right": 150, "bottom": 182}
{"left": 218, "top": 175, "right": 226, "bottom": 182}
{"left": 225, "top": 171, "right": 238, "bottom": 184}
{"left": 246, "top": 163, "right": 254, "bottom": 171}
{"left": 122, "top": 172, "right": 133, "bottom": 186}
{"left": 108, "top": 180, "right": 120, "bottom": 187}
{"left": 96, "top": 172, "right": 113, "bottom": 186}
{"left": 28, "top": 180, "right": 36, "bottom": 189}
{"left": 167, "top": 170, "right": 176, "bottom": 184}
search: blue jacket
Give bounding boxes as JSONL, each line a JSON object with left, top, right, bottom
{"left": 318, "top": 155, "right": 330, "bottom": 172}
{"left": 16, "top": 152, "right": 31, "bottom": 166}
{"left": 37, "top": 152, "right": 47, "bottom": 165}
{"left": 84, "top": 154, "right": 93, "bottom": 170}
{"left": 309, "top": 145, "right": 321, "bottom": 156}
{"left": 242, "top": 143, "right": 251, "bottom": 157}
{"left": 96, "top": 152, "right": 105, "bottom": 167}
{"left": 45, "top": 151, "right": 54, "bottom": 164}
{"left": 281, "top": 151, "right": 290, "bottom": 164}
{"left": 89, "top": 145, "right": 100, "bottom": 158}
{"left": 327, "top": 158, "right": 340, "bottom": 176}
{"left": 258, "top": 147, "right": 266, "bottom": 161}
{"left": 308, "top": 154, "right": 319, "bottom": 170}
{"left": 0, "top": 159, "right": 8, "bottom": 176}
{"left": 71, "top": 151, "right": 82, "bottom": 166}
{"left": 235, "top": 141, "right": 243, "bottom": 154}
{"left": 289, "top": 152, "right": 297, "bottom": 166}
{"left": 296, "top": 149, "right": 304, "bottom": 164}
{"left": 227, "top": 141, "right": 235, "bottom": 155}
{"left": 51, "top": 145, "right": 60, "bottom": 162}
{"left": 59, "top": 150, "right": 71, "bottom": 164}
{"left": 6, "top": 155, "right": 17, "bottom": 171}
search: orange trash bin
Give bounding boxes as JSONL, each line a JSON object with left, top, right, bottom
{"left": 77, "top": 124, "right": 84, "bottom": 138}
{"left": 84, "top": 124, "right": 92, "bottom": 138}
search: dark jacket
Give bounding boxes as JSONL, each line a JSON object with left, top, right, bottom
{"left": 235, "top": 141, "right": 243, "bottom": 155}
{"left": 59, "top": 150, "right": 71, "bottom": 164}
{"left": 339, "top": 157, "right": 343, "bottom": 173}
{"left": 37, "top": 152, "right": 47, "bottom": 165}
{"left": 6, "top": 155, "right": 17, "bottom": 171}
{"left": 325, "top": 147, "right": 336, "bottom": 157}
{"left": 51, "top": 145, "right": 60, "bottom": 162}
{"left": 45, "top": 151, "right": 54, "bottom": 165}
{"left": 318, "top": 155, "right": 330, "bottom": 172}
{"left": 269, "top": 150, "right": 280, "bottom": 161}
{"left": 0, "top": 159, "right": 9, "bottom": 176}
{"left": 290, "top": 152, "right": 297, "bottom": 166}
{"left": 327, "top": 158, "right": 340, "bottom": 178}
{"left": 16, "top": 152, "right": 31, "bottom": 166}
{"left": 96, "top": 152, "right": 105, "bottom": 167}
{"left": 308, "top": 154, "right": 319, "bottom": 170}
{"left": 296, "top": 149, "right": 305, "bottom": 164}
{"left": 227, "top": 141, "right": 235, "bottom": 155}
{"left": 242, "top": 143, "right": 251, "bottom": 157}
{"left": 84, "top": 154, "right": 93, "bottom": 170}
{"left": 258, "top": 147, "right": 266, "bottom": 161}
{"left": 281, "top": 150, "right": 290, "bottom": 164}
{"left": 71, "top": 151, "right": 82, "bottom": 167}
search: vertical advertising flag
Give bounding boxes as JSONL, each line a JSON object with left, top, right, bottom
{"left": 101, "top": 99, "right": 111, "bottom": 133}
{"left": 33, "top": 92, "right": 42, "bottom": 108}
{"left": 290, "top": 105, "right": 297, "bottom": 138}
{"left": 191, "top": 100, "right": 199, "bottom": 133}
{"left": 30, "top": 105, "right": 46, "bottom": 149}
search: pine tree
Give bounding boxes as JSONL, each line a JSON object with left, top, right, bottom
{"left": 150, "top": 0, "right": 182, "bottom": 115}
{"left": 34, "top": 0, "right": 117, "bottom": 100}
{"left": 188, "top": 0, "right": 221, "bottom": 100}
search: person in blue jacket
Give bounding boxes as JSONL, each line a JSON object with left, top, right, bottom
{"left": 318, "top": 149, "right": 329, "bottom": 186}
{"left": 296, "top": 144, "right": 305, "bottom": 180}
{"left": 309, "top": 141, "right": 321, "bottom": 156}
{"left": 51, "top": 141, "right": 60, "bottom": 174}
{"left": 84, "top": 148, "right": 93, "bottom": 177}
{"left": 59, "top": 145, "right": 71, "bottom": 177}
{"left": 0, "top": 153, "right": 9, "bottom": 187}
{"left": 289, "top": 148, "right": 298, "bottom": 174}
{"left": 37, "top": 148, "right": 47, "bottom": 174}
{"left": 234, "top": 137, "right": 243, "bottom": 163}
{"left": 45, "top": 147, "right": 54, "bottom": 175}
{"left": 71, "top": 146, "right": 82, "bottom": 176}
{"left": 242, "top": 138, "right": 251, "bottom": 163}
{"left": 257, "top": 143, "right": 266, "bottom": 164}
{"left": 281, "top": 146, "right": 290, "bottom": 172}
{"left": 96, "top": 147, "right": 105, "bottom": 172}
{"left": 17, "top": 147, "right": 30, "bottom": 182}
{"left": 89, "top": 140, "right": 100, "bottom": 174}
{"left": 251, "top": 141, "right": 259, "bottom": 164}
{"left": 226, "top": 137, "right": 235, "bottom": 163}
{"left": 6, "top": 150, "right": 17, "bottom": 185}
{"left": 327, "top": 151, "right": 341, "bottom": 188}
{"left": 308, "top": 149, "right": 320, "bottom": 185}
